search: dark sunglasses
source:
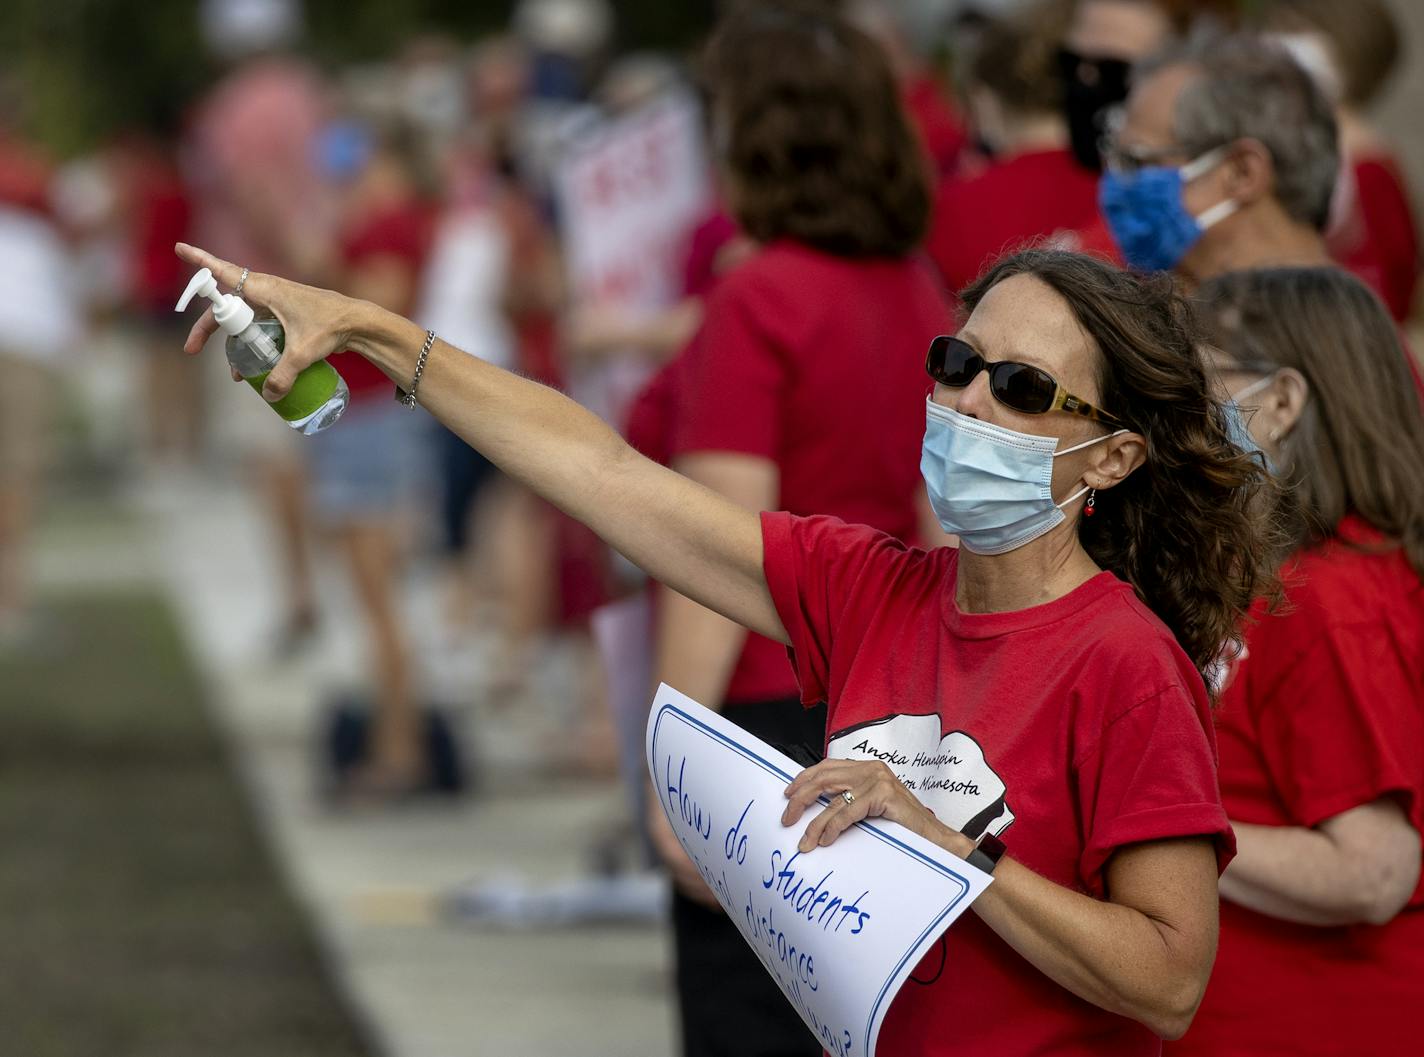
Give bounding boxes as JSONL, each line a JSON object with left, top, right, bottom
{"left": 926, "top": 335, "right": 1128, "bottom": 429}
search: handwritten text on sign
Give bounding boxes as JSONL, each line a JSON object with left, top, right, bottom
{"left": 646, "top": 686, "right": 991, "bottom": 1057}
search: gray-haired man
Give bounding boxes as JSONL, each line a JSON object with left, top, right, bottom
{"left": 1098, "top": 33, "right": 1338, "bottom": 284}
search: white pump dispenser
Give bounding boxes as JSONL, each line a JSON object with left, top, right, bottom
{"left": 176, "top": 267, "right": 256, "bottom": 334}
{"left": 175, "top": 267, "right": 349, "bottom": 435}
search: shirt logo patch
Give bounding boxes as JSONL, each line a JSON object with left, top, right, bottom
{"left": 827, "top": 713, "right": 1014, "bottom": 840}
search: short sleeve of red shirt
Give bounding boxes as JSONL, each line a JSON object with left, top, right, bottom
{"left": 1250, "top": 619, "right": 1423, "bottom": 829}
{"left": 764, "top": 509, "right": 1234, "bottom": 883}
{"left": 334, "top": 202, "right": 434, "bottom": 400}
{"left": 1075, "top": 686, "right": 1236, "bottom": 880}
{"left": 670, "top": 274, "right": 788, "bottom": 460}
{"left": 761, "top": 511, "right": 915, "bottom": 705}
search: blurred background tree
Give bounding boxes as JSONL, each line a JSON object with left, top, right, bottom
{"left": 2, "top": 0, "right": 717, "bottom": 157}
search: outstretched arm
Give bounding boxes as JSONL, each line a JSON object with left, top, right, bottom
{"left": 175, "top": 243, "right": 789, "bottom": 645}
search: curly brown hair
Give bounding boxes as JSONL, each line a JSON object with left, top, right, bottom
{"left": 701, "top": 2, "right": 930, "bottom": 258}
{"left": 961, "top": 250, "right": 1282, "bottom": 687}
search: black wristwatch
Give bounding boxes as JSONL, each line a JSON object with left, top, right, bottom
{"left": 966, "top": 832, "right": 1007, "bottom": 875}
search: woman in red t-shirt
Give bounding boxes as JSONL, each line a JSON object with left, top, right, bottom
{"left": 174, "top": 227, "right": 1280, "bottom": 1053}
{"left": 644, "top": 11, "right": 954, "bottom": 1054}
{"left": 306, "top": 125, "right": 436, "bottom": 799}
{"left": 1167, "top": 267, "right": 1424, "bottom": 1057}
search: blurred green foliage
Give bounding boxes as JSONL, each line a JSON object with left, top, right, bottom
{"left": 2, "top": 0, "right": 715, "bottom": 157}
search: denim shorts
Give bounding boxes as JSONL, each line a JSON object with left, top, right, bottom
{"left": 305, "top": 398, "right": 427, "bottom": 521}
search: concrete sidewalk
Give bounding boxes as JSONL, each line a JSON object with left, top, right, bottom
{"left": 38, "top": 476, "right": 675, "bottom": 1057}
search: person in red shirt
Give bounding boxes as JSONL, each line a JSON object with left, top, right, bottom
{"left": 1256, "top": 0, "right": 1420, "bottom": 321}
{"left": 174, "top": 229, "right": 1282, "bottom": 1054}
{"left": 110, "top": 126, "right": 199, "bottom": 467}
{"left": 643, "top": 9, "right": 953, "bottom": 1053}
{"left": 306, "top": 124, "right": 437, "bottom": 799}
{"left": 926, "top": 6, "right": 1101, "bottom": 295}
{"left": 1167, "top": 267, "right": 1424, "bottom": 1057}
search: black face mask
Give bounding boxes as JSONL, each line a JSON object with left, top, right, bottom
{"left": 1057, "top": 48, "right": 1132, "bottom": 172}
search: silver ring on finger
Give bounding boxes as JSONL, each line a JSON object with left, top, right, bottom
{"left": 841, "top": 789, "right": 856, "bottom": 806}
{"left": 234, "top": 266, "right": 250, "bottom": 297}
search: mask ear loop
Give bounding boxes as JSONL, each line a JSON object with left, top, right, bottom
{"left": 1181, "top": 146, "right": 1240, "bottom": 230}
{"left": 1231, "top": 373, "right": 1277, "bottom": 404}
{"left": 1195, "top": 198, "right": 1240, "bottom": 229}
{"left": 1053, "top": 429, "right": 1127, "bottom": 511}
{"left": 1054, "top": 428, "right": 1128, "bottom": 457}
{"left": 1180, "top": 145, "right": 1231, "bottom": 182}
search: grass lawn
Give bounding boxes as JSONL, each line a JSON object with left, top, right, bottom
{"left": 0, "top": 590, "right": 374, "bottom": 1057}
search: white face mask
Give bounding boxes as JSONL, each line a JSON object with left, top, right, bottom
{"left": 920, "top": 400, "right": 1126, "bottom": 555}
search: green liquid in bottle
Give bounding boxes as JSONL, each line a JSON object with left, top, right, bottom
{"left": 231, "top": 319, "right": 349, "bottom": 435}
{"left": 245, "top": 361, "right": 344, "bottom": 421}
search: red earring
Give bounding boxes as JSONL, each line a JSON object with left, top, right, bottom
{"left": 1084, "top": 488, "right": 1097, "bottom": 517}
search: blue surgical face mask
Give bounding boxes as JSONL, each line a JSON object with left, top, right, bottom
{"left": 1223, "top": 373, "right": 1276, "bottom": 472}
{"left": 1099, "top": 147, "right": 1238, "bottom": 272}
{"left": 921, "top": 399, "right": 1127, "bottom": 555}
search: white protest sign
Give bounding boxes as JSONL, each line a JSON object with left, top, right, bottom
{"left": 553, "top": 91, "right": 712, "bottom": 425}
{"left": 647, "top": 685, "right": 992, "bottom": 1057}
{"left": 554, "top": 90, "right": 711, "bottom": 313}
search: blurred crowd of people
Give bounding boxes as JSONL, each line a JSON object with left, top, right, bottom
{"left": 2, "top": 0, "right": 1422, "bottom": 1054}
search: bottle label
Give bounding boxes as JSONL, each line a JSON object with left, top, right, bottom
{"left": 245, "top": 361, "right": 342, "bottom": 422}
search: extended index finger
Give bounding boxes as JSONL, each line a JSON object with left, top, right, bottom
{"left": 175, "top": 242, "right": 243, "bottom": 289}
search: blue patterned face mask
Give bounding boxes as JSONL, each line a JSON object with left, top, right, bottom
{"left": 1099, "top": 147, "right": 1238, "bottom": 272}
{"left": 921, "top": 400, "right": 1127, "bottom": 555}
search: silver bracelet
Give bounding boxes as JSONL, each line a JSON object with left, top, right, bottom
{"left": 397, "top": 329, "right": 437, "bottom": 408}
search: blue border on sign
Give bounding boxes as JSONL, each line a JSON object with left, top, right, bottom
{"left": 649, "top": 702, "right": 979, "bottom": 1057}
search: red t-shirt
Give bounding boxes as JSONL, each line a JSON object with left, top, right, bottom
{"left": 332, "top": 199, "right": 435, "bottom": 402}
{"left": 762, "top": 513, "right": 1234, "bottom": 1057}
{"left": 926, "top": 148, "right": 1102, "bottom": 294}
{"left": 1331, "top": 156, "right": 1420, "bottom": 323}
{"left": 0, "top": 134, "right": 53, "bottom": 216}
{"left": 681, "top": 206, "right": 739, "bottom": 300}
{"left": 1171, "top": 517, "right": 1424, "bottom": 1057}
{"left": 670, "top": 241, "right": 953, "bottom": 705}
{"left": 902, "top": 75, "right": 968, "bottom": 178}
{"left": 125, "top": 154, "right": 192, "bottom": 315}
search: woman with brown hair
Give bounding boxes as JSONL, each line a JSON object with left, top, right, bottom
{"left": 644, "top": 8, "right": 952, "bottom": 1053}
{"left": 175, "top": 228, "right": 1276, "bottom": 1053}
{"left": 1171, "top": 266, "right": 1424, "bottom": 1057}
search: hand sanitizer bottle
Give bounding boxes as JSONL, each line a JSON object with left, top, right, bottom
{"left": 176, "top": 267, "right": 349, "bottom": 435}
